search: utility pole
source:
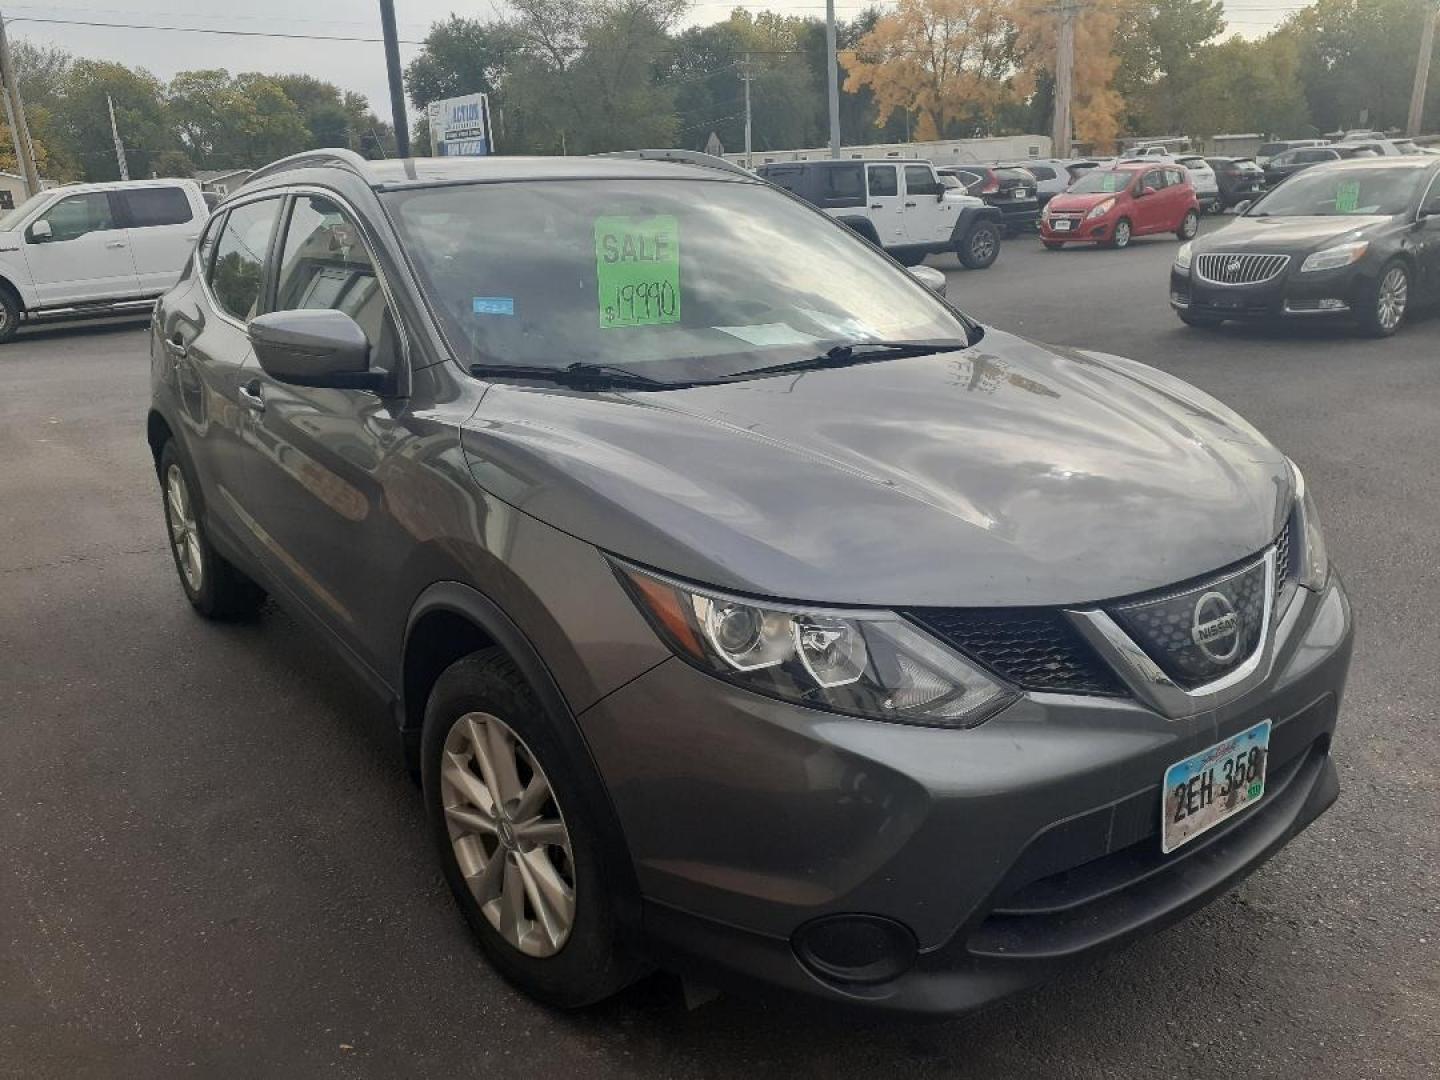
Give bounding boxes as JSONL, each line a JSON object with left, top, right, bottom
{"left": 1407, "top": 3, "right": 1439, "bottom": 137}
{"left": 740, "top": 54, "right": 754, "bottom": 169}
{"left": 0, "top": 10, "right": 41, "bottom": 195}
{"left": 107, "top": 94, "right": 129, "bottom": 181}
{"left": 1052, "top": 0, "right": 1079, "bottom": 158}
{"left": 824, "top": 0, "right": 841, "bottom": 157}
{"left": 377, "top": 0, "right": 410, "bottom": 157}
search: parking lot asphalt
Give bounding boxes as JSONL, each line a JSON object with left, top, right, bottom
{"left": 1, "top": 222, "right": 1437, "bottom": 1079}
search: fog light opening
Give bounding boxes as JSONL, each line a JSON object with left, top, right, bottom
{"left": 793, "top": 914, "right": 918, "bottom": 986}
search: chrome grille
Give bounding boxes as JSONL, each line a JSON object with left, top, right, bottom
{"left": 1195, "top": 252, "right": 1289, "bottom": 285}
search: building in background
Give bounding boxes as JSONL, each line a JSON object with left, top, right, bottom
{"left": 729, "top": 135, "right": 1052, "bottom": 168}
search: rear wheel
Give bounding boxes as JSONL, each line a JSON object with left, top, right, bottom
{"left": 157, "top": 440, "right": 266, "bottom": 619}
{"left": 1107, "top": 218, "right": 1133, "bottom": 249}
{"left": 422, "top": 648, "right": 645, "bottom": 1007}
{"left": 1358, "top": 260, "right": 1409, "bottom": 337}
{"left": 959, "top": 222, "right": 1000, "bottom": 269}
{"left": 1176, "top": 209, "right": 1200, "bottom": 240}
{"left": 0, "top": 289, "right": 20, "bottom": 344}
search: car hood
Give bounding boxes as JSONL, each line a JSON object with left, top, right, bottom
{"left": 1047, "top": 191, "right": 1122, "bottom": 213}
{"left": 459, "top": 329, "right": 1292, "bottom": 607}
{"left": 1199, "top": 215, "right": 1389, "bottom": 252}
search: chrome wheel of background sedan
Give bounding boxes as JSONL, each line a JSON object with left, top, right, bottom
{"left": 441, "top": 711, "right": 576, "bottom": 958}
{"left": 1377, "top": 265, "right": 1408, "bottom": 332}
{"left": 164, "top": 463, "right": 203, "bottom": 591}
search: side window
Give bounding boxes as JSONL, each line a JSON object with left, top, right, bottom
{"left": 760, "top": 166, "right": 803, "bottom": 194}
{"left": 819, "top": 164, "right": 864, "bottom": 207}
{"left": 29, "top": 192, "right": 116, "bottom": 243}
{"left": 1166, "top": 168, "right": 1184, "bottom": 186}
{"left": 1141, "top": 171, "right": 1162, "bottom": 191}
{"left": 1027, "top": 165, "right": 1056, "bottom": 181}
{"left": 124, "top": 187, "right": 194, "bottom": 228}
{"left": 196, "top": 215, "right": 220, "bottom": 276}
{"left": 867, "top": 165, "right": 898, "bottom": 198}
{"left": 903, "top": 165, "right": 940, "bottom": 197}
{"left": 274, "top": 194, "right": 392, "bottom": 355}
{"left": 209, "top": 198, "right": 282, "bottom": 323}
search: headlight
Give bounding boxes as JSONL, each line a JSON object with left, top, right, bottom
{"left": 1300, "top": 241, "right": 1369, "bottom": 273}
{"left": 1175, "top": 241, "right": 1193, "bottom": 271}
{"left": 1086, "top": 198, "right": 1115, "bottom": 220}
{"left": 616, "top": 563, "right": 1016, "bottom": 728}
{"left": 1288, "top": 462, "right": 1329, "bottom": 591}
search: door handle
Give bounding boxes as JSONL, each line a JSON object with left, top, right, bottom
{"left": 238, "top": 379, "right": 265, "bottom": 411}
{"left": 904, "top": 201, "right": 917, "bottom": 208}
{"left": 105, "top": 241, "right": 127, "bottom": 249}
{"left": 870, "top": 203, "right": 883, "bottom": 209}
{"left": 164, "top": 338, "right": 187, "bottom": 359}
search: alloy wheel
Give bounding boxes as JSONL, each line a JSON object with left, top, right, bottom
{"left": 441, "top": 712, "right": 576, "bottom": 957}
{"left": 1114, "top": 220, "right": 1131, "bottom": 248}
{"left": 165, "top": 463, "right": 203, "bottom": 592}
{"left": 1181, "top": 211, "right": 1199, "bottom": 238}
{"left": 1377, "top": 266, "right": 1408, "bottom": 332}
{"left": 971, "top": 229, "right": 996, "bottom": 263}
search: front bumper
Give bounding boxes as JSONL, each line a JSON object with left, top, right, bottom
{"left": 1170, "top": 261, "right": 1371, "bottom": 321}
{"left": 1040, "top": 214, "right": 1112, "bottom": 243}
{"left": 577, "top": 575, "right": 1353, "bottom": 1014}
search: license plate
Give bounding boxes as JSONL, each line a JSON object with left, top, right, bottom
{"left": 1162, "top": 720, "right": 1271, "bottom": 853}
{"left": 1053, "top": 219, "right": 1073, "bottom": 231}
{"left": 1015, "top": 189, "right": 1031, "bottom": 199}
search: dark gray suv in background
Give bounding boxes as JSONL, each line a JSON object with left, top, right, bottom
{"left": 147, "top": 148, "right": 1353, "bottom": 1015}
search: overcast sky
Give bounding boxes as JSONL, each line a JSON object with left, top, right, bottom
{"left": 10, "top": 0, "right": 1292, "bottom": 131}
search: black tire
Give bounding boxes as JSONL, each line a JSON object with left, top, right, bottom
{"left": 959, "top": 222, "right": 1000, "bottom": 269}
{"left": 1179, "top": 312, "right": 1224, "bottom": 329}
{"left": 421, "top": 648, "right": 645, "bottom": 1008}
{"left": 1176, "top": 209, "right": 1200, "bottom": 240}
{"left": 157, "top": 439, "right": 266, "bottom": 619}
{"left": 0, "top": 288, "right": 20, "bottom": 344}
{"left": 1107, "top": 218, "right": 1133, "bottom": 249}
{"left": 1357, "top": 259, "right": 1409, "bottom": 338}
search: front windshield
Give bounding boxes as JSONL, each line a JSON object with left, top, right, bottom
{"left": 0, "top": 192, "right": 48, "bottom": 231}
{"left": 1068, "top": 170, "right": 1133, "bottom": 194}
{"left": 1247, "top": 166, "right": 1425, "bottom": 217}
{"left": 383, "top": 178, "right": 970, "bottom": 383}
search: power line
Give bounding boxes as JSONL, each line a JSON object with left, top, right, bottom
{"left": 3, "top": 16, "right": 426, "bottom": 45}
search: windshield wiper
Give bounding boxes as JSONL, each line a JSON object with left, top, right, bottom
{"left": 468, "top": 361, "right": 671, "bottom": 389}
{"left": 723, "top": 340, "right": 966, "bottom": 381}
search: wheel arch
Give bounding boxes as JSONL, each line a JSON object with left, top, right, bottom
{"left": 402, "top": 579, "right": 644, "bottom": 933}
{"left": 146, "top": 409, "right": 175, "bottom": 470}
{"left": 0, "top": 272, "right": 23, "bottom": 311}
{"left": 833, "top": 214, "right": 881, "bottom": 246}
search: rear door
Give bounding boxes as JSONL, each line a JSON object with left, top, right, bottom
{"left": 1165, "top": 166, "right": 1192, "bottom": 225}
{"left": 22, "top": 191, "right": 139, "bottom": 305}
{"left": 865, "top": 164, "right": 905, "bottom": 247}
{"left": 901, "top": 164, "right": 951, "bottom": 243}
{"left": 1133, "top": 170, "right": 1167, "bottom": 232}
{"left": 119, "top": 185, "right": 202, "bottom": 294}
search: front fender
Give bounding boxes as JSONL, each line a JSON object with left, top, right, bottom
{"left": 951, "top": 206, "right": 1003, "bottom": 244}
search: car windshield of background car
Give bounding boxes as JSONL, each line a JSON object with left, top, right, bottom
{"left": 1249, "top": 168, "right": 1424, "bottom": 217}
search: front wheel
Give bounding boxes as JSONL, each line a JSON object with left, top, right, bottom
{"left": 1177, "top": 209, "right": 1200, "bottom": 240}
{"left": 959, "top": 222, "right": 1000, "bottom": 269}
{"left": 0, "top": 289, "right": 20, "bottom": 344}
{"left": 1358, "top": 260, "right": 1409, "bottom": 337}
{"left": 422, "top": 648, "right": 645, "bottom": 1008}
{"left": 1107, "top": 218, "right": 1133, "bottom": 249}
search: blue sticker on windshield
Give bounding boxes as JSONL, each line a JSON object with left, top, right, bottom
{"left": 473, "top": 297, "right": 514, "bottom": 316}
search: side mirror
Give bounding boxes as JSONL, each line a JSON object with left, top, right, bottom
{"left": 27, "top": 219, "right": 52, "bottom": 242}
{"left": 248, "top": 309, "right": 389, "bottom": 392}
{"left": 907, "top": 264, "right": 947, "bottom": 297}
{"left": 1134, "top": 186, "right": 1152, "bottom": 198}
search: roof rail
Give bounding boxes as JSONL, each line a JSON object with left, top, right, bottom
{"left": 241, "top": 147, "right": 371, "bottom": 188}
{"left": 594, "top": 148, "right": 755, "bottom": 179}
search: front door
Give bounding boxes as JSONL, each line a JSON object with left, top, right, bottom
{"left": 1416, "top": 182, "right": 1440, "bottom": 303}
{"left": 22, "top": 191, "right": 140, "bottom": 306}
{"left": 120, "top": 185, "right": 202, "bottom": 294}
{"left": 866, "top": 165, "right": 905, "bottom": 247}
{"left": 902, "top": 164, "right": 953, "bottom": 243}
{"left": 240, "top": 192, "right": 414, "bottom": 670}
{"left": 1133, "top": 170, "right": 1167, "bottom": 233}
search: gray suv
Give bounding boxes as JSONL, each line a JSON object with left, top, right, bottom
{"left": 148, "top": 148, "right": 1353, "bottom": 1015}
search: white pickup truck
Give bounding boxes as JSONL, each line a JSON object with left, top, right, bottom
{"left": 0, "top": 178, "right": 208, "bottom": 343}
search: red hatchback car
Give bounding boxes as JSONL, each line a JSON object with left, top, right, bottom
{"left": 1041, "top": 163, "right": 1200, "bottom": 249}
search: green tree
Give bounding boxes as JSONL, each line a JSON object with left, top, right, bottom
{"left": 1113, "top": 0, "right": 1226, "bottom": 132}
{"left": 54, "top": 60, "right": 177, "bottom": 181}
{"left": 169, "top": 70, "right": 310, "bottom": 169}
{"left": 404, "top": 15, "right": 515, "bottom": 109}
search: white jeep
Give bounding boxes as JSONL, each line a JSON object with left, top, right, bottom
{"left": 756, "top": 158, "right": 1004, "bottom": 270}
{"left": 0, "top": 178, "right": 208, "bottom": 342}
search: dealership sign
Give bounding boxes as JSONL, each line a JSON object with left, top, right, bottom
{"left": 429, "top": 93, "right": 493, "bottom": 157}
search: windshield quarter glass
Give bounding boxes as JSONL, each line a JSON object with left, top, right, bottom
{"left": 1249, "top": 166, "right": 1427, "bottom": 217}
{"left": 382, "top": 178, "right": 971, "bottom": 383}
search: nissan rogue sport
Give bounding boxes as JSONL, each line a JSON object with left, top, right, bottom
{"left": 147, "top": 148, "right": 1353, "bottom": 1015}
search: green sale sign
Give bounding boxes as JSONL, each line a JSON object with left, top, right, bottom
{"left": 594, "top": 215, "right": 681, "bottom": 329}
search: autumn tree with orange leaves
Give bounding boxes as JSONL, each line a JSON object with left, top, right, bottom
{"left": 1011, "top": 0, "right": 1137, "bottom": 149}
{"left": 840, "top": 0, "right": 1018, "bottom": 140}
